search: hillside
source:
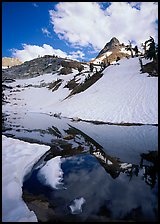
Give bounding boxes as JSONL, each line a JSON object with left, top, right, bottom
{"left": 2, "top": 55, "right": 88, "bottom": 81}
{"left": 2, "top": 56, "right": 158, "bottom": 125}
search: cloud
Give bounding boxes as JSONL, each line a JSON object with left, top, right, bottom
{"left": 129, "top": 2, "right": 141, "bottom": 10}
{"left": 42, "top": 28, "right": 52, "bottom": 37}
{"left": 70, "top": 50, "right": 85, "bottom": 60}
{"left": 54, "top": 155, "right": 157, "bottom": 221}
{"left": 11, "top": 44, "right": 85, "bottom": 62}
{"left": 33, "top": 3, "right": 39, "bottom": 8}
{"left": 49, "top": 2, "right": 158, "bottom": 50}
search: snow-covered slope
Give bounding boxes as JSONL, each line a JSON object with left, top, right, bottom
{"left": 53, "top": 57, "right": 157, "bottom": 124}
{"left": 3, "top": 57, "right": 158, "bottom": 124}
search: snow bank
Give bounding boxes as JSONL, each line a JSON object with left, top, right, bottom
{"left": 2, "top": 66, "right": 8, "bottom": 69}
{"left": 69, "top": 197, "right": 86, "bottom": 214}
{"left": 120, "top": 47, "right": 132, "bottom": 55}
{"left": 2, "top": 135, "right": 50, "bottom": 222}
{"left": 37, "top": 156, "right": 63, "bottom": 189}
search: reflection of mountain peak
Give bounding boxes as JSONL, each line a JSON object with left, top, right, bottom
{"left": 91, "top": 148, "right": 121, "bottom": 179}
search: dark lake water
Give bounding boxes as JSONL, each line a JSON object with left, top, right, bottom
{"left": 2, "top": 111, "right": 158, "bottom": 222}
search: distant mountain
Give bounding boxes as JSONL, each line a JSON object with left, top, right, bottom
{"left": 91, "top": 37, "right": 134, "bottom": 64}
{"left": 2, "top": 57, "right": 22, "bottom": 68}
{"left": 2, "top": 55, "right": 87, "bottom": 81}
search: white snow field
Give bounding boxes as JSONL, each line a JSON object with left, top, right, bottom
{"left": 53, "top": 57, "right": 157, "bottom": 124}
{"left": 2, "top": 135, "right": 50, "bottom": 222}
{"left": 3, "top": 57, "right": 158, "bottom": 124}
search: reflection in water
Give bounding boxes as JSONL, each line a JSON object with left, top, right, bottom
{"left": 140, "top": 151, "right": 158, "bottom": 189}
{"left": 3, "top": 112, "right": 158, "bottom": 165}
{"left": 22, "top": 123, "right": 157, "bottom": 222}
{"left": 2, "top": 112, "right": 158, "bottom": 222}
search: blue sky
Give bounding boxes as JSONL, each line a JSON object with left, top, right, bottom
{"left": 2, "top": 2, "right": 158, "bottom": 62}
{"left": 2, "top": 2, "right": 71, "bottom": 56}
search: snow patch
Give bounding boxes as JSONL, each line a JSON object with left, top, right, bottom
{"left": 93, "top": 52, "right": 112, "bottom": 64}
{"left": 141, "top": 57, "right": 153, "bottom": 65}
{"left": 93, "top": 151, "right": 106, "bottom": 163}
{"left": 107, "top": 160, "right": 113, "bottom": 165}
{"left": 2, "top": 66, "right": 8, "bottom": 69}
{"left": 120, "top": 47, "right": 131, "bottom": 55}
{"left": 120, "top": 163, "right": 132, "bottom": 169}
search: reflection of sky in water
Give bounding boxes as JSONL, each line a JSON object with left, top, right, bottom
{"left": 48, "top": 154, "right": 157, "bottom": 221}
{"left": 4, "top": 112, "right": 158, "bottom": 221}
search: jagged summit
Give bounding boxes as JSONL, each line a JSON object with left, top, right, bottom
{"left": 107, "top": 37, "right": 120, "bottom": 48}
{"left": 109, "top": 37, "right": 120, "bottom": 44}
{"left": 97, "top": 37, "right": 121, "bottom": 57}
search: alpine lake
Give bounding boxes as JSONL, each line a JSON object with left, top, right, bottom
{"left": 2, "top": 111, "right": 158, "bottom": 222}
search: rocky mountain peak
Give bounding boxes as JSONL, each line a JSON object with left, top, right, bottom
{"left": 96, "top": 37, "right": 121, "bottom": 58}
{"left": 109, "top": 37, "right": 120, "bottom": 46}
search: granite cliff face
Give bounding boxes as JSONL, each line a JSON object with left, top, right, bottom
{"left": 2, "top": 57, "right": 22, "bottom": 68}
